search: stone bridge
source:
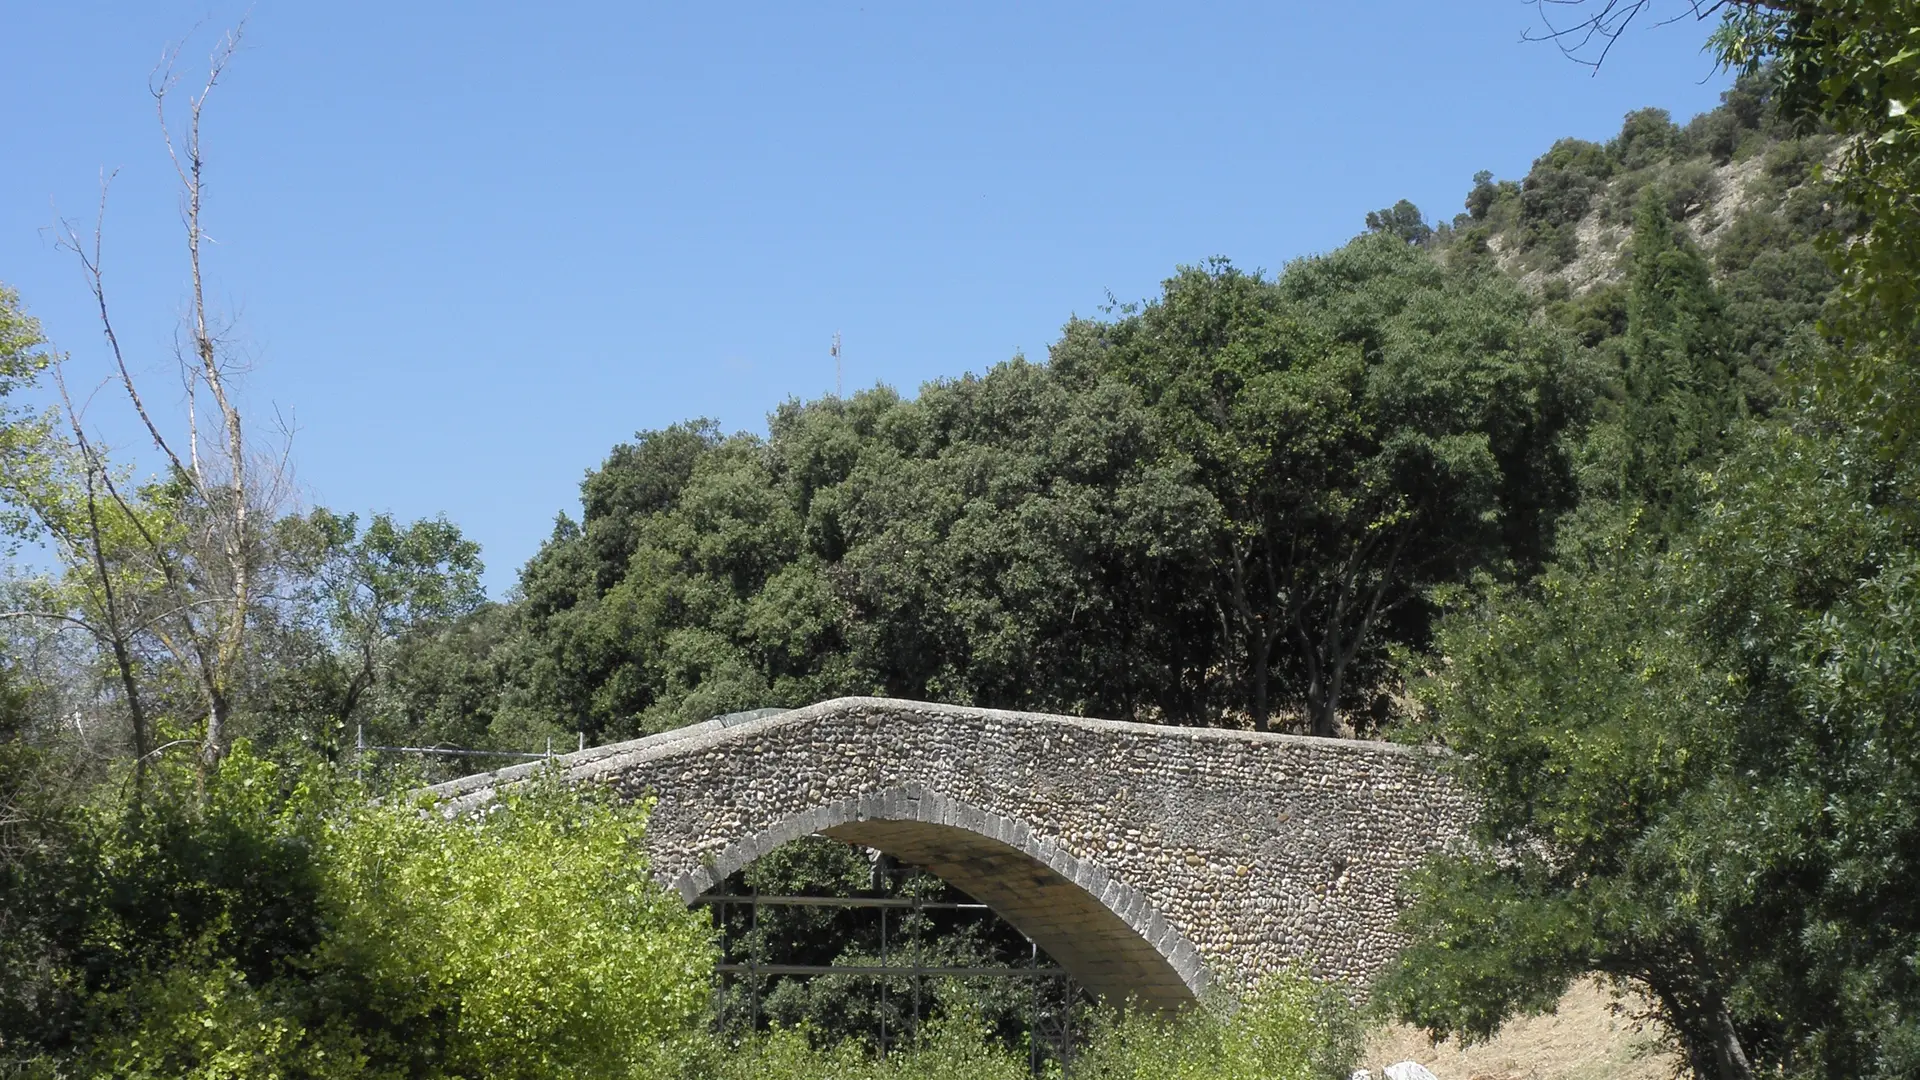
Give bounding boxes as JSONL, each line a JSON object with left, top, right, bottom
{"left": 429, "top": 697, "right": 1471, "bottom": 1011}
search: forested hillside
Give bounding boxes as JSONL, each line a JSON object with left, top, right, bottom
{"left": 359, "top": 67, "right": 1844, "bottom": 759}
{"left": 5, "top": 1, "right": 1920, "bottom": 1074}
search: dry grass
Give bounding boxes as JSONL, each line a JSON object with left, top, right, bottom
{"left": 1359, "top": 979, "right": 1679, "bottom": 1080}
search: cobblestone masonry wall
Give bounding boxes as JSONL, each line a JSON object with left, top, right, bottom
{"left": 428, "top": 697, "right": 1471, "bottom": 1008}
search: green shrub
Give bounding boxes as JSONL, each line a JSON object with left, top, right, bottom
{"left": 683, "top": 972, "right": 1358, "bottom": 1080}
{"left": 79, "top": 949, "right": 372, "bottom": 1080}
{"left": 1610, "top": 107, "right": 1680, "bottom": 170}
{"left": 1686, "top": 107, "right": 1744, "bottom": 164}
{"left": 1534, "top": 137, "right": 1612, "bottom": 182}
{"left": 700, "top": 1010, "right": 1031, "bottom": 1080}
{"left": 1071, "top": 974, "right": 1360, "bottom": 1080}
{"left": 1520, "top": 167, "right": 1600, "bottom": 234}
{"left": 1663, "top": 160, "right": 1720, "bottom": 220}
{"left": 1761, "top": 135, "right": 1828, "bottom": 188}
{"left": 21, "top": 751, "right": 716, "bottom": 1080}
{"left": 320, "top": 780, "right": 716, "bottom": 1079}
{"left": 1463, "top": 170, "right": 1519, "bottom": 225}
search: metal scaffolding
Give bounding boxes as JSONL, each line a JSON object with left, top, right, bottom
{"left": 698, "top": 877, "right": 1084, "bottom": 1072}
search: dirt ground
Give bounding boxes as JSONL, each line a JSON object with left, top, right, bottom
{"left": 1358, "top": 980, "right": 1678, "bottom": 1080}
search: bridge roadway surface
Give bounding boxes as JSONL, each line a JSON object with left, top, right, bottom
{"left": 428, "top": 697, "right": 1470, "bottom": 1011}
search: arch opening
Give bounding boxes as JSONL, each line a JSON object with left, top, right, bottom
{"left": 675, "top": 786, "right": 1209, "bottom": 1013}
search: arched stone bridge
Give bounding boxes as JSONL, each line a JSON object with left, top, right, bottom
{"left": 429, "top": 697, "right": 1470, "bottom": 1011}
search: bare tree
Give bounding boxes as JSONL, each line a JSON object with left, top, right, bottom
{"left": 1521, "top": 0, "right": 1774, "bottom": 71}
{"left": 29, "top": 20, "right": 289, "bottom": 776}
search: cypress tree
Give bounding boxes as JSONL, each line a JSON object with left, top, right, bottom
{"left": 1621, "top": 190, "right": 1737, "bottom": 517}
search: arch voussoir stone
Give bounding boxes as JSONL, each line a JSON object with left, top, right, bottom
{"left": 428, "top": 697, "right": 1471, "bottom": 1009}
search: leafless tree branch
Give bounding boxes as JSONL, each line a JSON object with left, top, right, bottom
{"left": 1522, "top": 0, "right": 1748, "bottom": 72}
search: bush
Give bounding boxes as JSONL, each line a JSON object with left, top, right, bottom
{"left": 1662, "top": 161, "right": 1720, "bottom": 221}
{"left": 699, "top": 1009, "right": 1030, "bottom": 1080}
{"left": 14, "top": 751, "right": 716, "bottom": 1080}
{"left": 683, "top": 972, "right": 1358, "bottom": 1080}
{"left": 1464, "top": 170, "right": 1519, "bottom": 224}
{"left": 79, "top": 950, "right": 371, "bottom": 1080}
{"left": 1598, "top": 165, "right": 1656, "bottom": 225}
{"left": 1534, "top": 138, "right": 1612, "bottom": 182}
{"left": 1520, "top": 165, "right": 1601, "bottom": 234}
{"left": 1366, "top": 200, "right": 1433, "bottom": 245}
{"left": 1761, "top": 135, "right": 1829, "bottom": 188}
{"left": 1610, "top": 107, "right": 1680, "bottom": 170}
{"left": 320, "top": 780, "right": 716, "bottom": 1079}
{"left": 1686, "top": 107, "right": 1744, "bottom": 164}
{"left": 1071, "top": 975, "right": 1360, "bottom": 1080}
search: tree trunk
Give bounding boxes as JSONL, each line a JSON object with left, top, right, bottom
{"left": 1308, "top": 694, "right": 1338, "bottom": 739}
{"left": 81, "top": 467, "right": 151, "bottom": 792}
{"left": 1295, "top": 617, "right": 1332, "bottom": 738}
{"left": 1249, "top": 630, "right": 1271, "bottom": 733}
{"left": 106, "top": 632, "right": 149, "bottom": 789}
{"left": 1707, "top": 995, "right": 1755, "bottom": 1080}
{"left": 1312, "top": 648, "right": 1350, "bottom": 739}
{"left": 202, "top": 690, "right": 230, "bottom": 770}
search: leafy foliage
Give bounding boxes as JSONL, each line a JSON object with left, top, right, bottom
{"left": 6, "top": 10, "right": 1912, "bottom": 1076}
{"left": 1385, "top": 7, "right": 1920, "bottom": 1079}
{"left": 1056, "top": 240, "right": 1585, "bottom": 734}
{"left": 695, "top": 973, "right": 1356, "bottom": 1080}
{"left": 1617, "top": 191, "right": 1738, "bottom": 515}
{"left": 1728, "top": 2, "right": 1920, "bottom": 457}
{"left": 497, "top": 235, "right": 1585, "bottom": 743}
{"left": 0, "top": 748, "right": 715, "bottom": 1079}
{"left": 250, "top": 509, "right": 486, "bottom": 761}
{"left": 319, "top": 782, "right": 714, "bottom": 1079}
{"left": 709, "top": 838, "right": 1057, "bottom": 1054}
{"left": 1365, "top": 200, "right": 1433, "bottom": 245}
{"left": 1070, "top": 975, "right": 1359, "bottom": 1080}
{"left": 506, "top": 366, "right": 1220, "bottom": 738}
{"left": 0, "top": 286, "right": 52, "bottom": 551}
{"left": 1384, "top": 414, "right": 1920, "bottom": 1080}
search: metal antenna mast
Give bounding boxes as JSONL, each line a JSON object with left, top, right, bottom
{"left": 831, "top": 331, "right": 842, "bottom": 397}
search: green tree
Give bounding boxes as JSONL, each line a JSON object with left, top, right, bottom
{"left": 1619, "top": 189, "right": 1737, "bottom": 516}
{"left": 1463, "top": 169, "right": 1520, "bottom": 225}
{"left": 1377, "top": 537, "right": 1752, "bottom": 1077}
{"left": 1611, "top": 106, "right": 1681, "bottom": 169}
{"left": 816, "top": 363, "right": 1216, "bottom": 721}
{"left": 373, "top": 602, "right": 517, "bottom": 767}
{"left": 1056, "top": 239, "right": 1585, "bottom": 734}
{"left": 261, "top": 509, "right": 485, "bottom": 755}
{"left": 0, "top": 285, "right": 52, "bottom": 550}
{"left": 0, "top": 656, "right": 78, "bottom": 1056}
{"left": 507, "top": 368, "right": 1220, "bottom": 736}
{"left": 1364, "top": 199, "right": 1432, "bottom": 245}
{"left": 1721, "top": 0, "right": 1920, "bottom": 456}
{"left": 1387, "top": 8, "right": 1920, "bottom": 1078}
{"left": 1383, "top": 415, "right": 1920, "bottom": 1080}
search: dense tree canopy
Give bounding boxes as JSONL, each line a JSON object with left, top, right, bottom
{"left": 1053, "top": 240, "right": 1585, "bottom": 733}
{"left": 1382, "top": 6, "right": 1920, "bottom": 1079}
{"left": 492, "top": 234, "right": 1585, "bottom": 741}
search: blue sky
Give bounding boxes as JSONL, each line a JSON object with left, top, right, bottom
{"left": 2, "top": 2, "right": 1733, "bottom": 595}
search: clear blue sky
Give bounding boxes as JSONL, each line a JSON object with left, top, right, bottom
{"left": 2, "top": 2, "right": 1732, "bottom": 595}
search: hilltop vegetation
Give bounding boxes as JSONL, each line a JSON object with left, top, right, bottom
{"left": 492, "top": 235, "right": 1581, "bottom": 743}
{"left": 369, "top": 65, "right": 1846, "bottom": 758}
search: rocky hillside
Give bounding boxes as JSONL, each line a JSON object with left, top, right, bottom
{"left": 1372, "top": 69, "right": 1850, "bottom": 392}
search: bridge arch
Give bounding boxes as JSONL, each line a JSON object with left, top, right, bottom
{"left": 679, "top": 785, "right": 1209, "bottom": 1010}
{"left": 429, "top": 697, "right": 1471, "bottom": 1005}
